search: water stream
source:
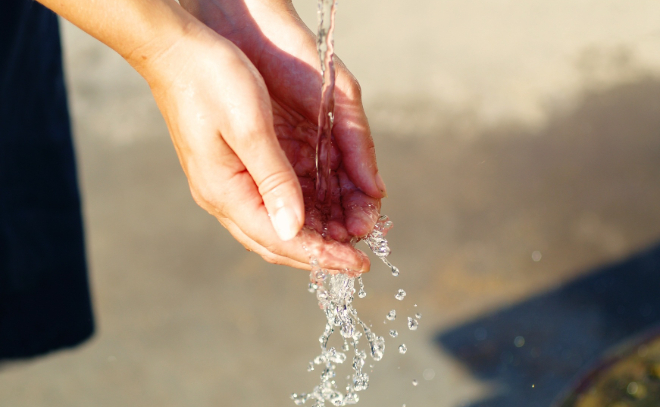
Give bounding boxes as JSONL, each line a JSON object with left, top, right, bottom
{"left": 293, "top": 216, "right": 399, "bottom": 406}
{"left": 314, "top": 0, "right": 337, "bottom": 219}
{"left": 290, "top": 0, "right": 417, "bottom": 405}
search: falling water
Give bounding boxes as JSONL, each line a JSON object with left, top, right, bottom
{"left": 314, "top": 0, "right": 337, "bottom": 218}
{"left": 291, "top": 0, "right": 419, "bottom": 405}
{"left": 294, "top": 217, "right": 394, "bottom": 406}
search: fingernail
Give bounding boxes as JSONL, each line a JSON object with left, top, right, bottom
{"left": 359, "top": 251, "right": 371, "bottom": 273}
{"left": 272, "top": 206, "right": 301, "bottom": 241}
{"left": 375, "top": 172, "right": 387, "bottom": 197}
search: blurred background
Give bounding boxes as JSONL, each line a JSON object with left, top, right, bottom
{"left": 2, "top": 0, "right": 660, "bottom": 406}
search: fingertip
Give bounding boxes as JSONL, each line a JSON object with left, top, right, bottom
{"left": 375, "top": 172, "right": 387, "bottom": 198}
{"left": 346, "top": 216, "right": 371, "bottom": 238}
{"left": 272, "top": 205, "right": 303, "bottom": 241}
{"left": 345, "top": 200, "right": 380, "bottom": 237}
{"left": 358, "top": 250, "right": 371, "bottom": 273}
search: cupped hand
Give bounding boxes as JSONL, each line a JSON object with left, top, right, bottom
{"left": 143, "top": 20, "right": 380, "bottom": 272}
{"left": 177, "top": 0, "right": 386, "bottom": 269}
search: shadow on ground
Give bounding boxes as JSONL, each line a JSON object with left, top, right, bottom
{"left": 432, "top": 75, "right": 660, "bottom": 407}
{"left": 437, "top": 242, "right": 660, "bottom": 407}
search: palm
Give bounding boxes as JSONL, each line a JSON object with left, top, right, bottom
{"left": 195, "top": 1, "right": 383, "bottom": 242}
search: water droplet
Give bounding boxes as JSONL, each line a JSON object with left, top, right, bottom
{"left": 395, "top": 289, "right": 406, "bottom": 301}
{"left": 299, "top": 213, "right": 401, "bottom": 402}
{"left": 514, "top": 336, "right": 525, "bottom": 348}
{"left": 329, "top": 392, "right": 344, "bottom": 406}
{"left": 628, "top": 381, "right": 639, "bottom": 395}
{"left": 370, "top": 336, "right": 386, "bottom": 361}
{"left": 352, "top": 372, "right": 369, "bottom": 391}
{"left": 389, "top": 329, "right": 398, "bottom": 338}
{"left": 412, "top": 379, "right": 418, "bottom": 386}
{"left": 316, "top": 288, "right": 330, "bottom": 309}
{"left": 315, "top": 269, "right": 327, "bottom": 282}
{"left": 321, "top": 367, "right": 336, "bottom": 381}
{"left": 291, "top": 393, "right": 307, "bottom": 406}
{"left": 341, "top": 322, "right": 355, "bottom": 338}
{"left": 391, "top": 266, "right": 400, "bottom": 277}
{"left": 357, "top": 276, "right": 366, "bottom": 298}
{"left": 474, "top": 327, "right": 488, "bottom": 341}
{"left": 345, "top": 392, "right": 359, "bottom": 404}
{"left": 415, "top": 312, "right": 422, "bottom": 319}
{"left": 407, "top": 317, "right": 419, "bottom": 331}
{"left": 423, "top": 368, "right": 435, "bottom": 380}
{"left": 398, "top": 344, "right": 407, "bottom": 354}
{"left": 328, "top": 350, "right": 347, "bottom": 364}
{"left": 352, "top": 355, "right": 365, "bottom": 370}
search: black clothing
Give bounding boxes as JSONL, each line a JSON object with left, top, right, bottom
{"left": 0, "top": 0, "right": 94, "bottom": 359}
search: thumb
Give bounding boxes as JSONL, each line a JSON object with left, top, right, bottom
{"left": 215, "top": 51, "right": 305, "bottom": 241}
{"left": 223, "top": 108, "right": 304, "bottom": 242}
{"left": 256, "top": 149, "right": 305, "bottom": 242}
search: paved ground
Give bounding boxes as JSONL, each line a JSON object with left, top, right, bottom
{"left": 2, "top": 1, "right": 660, "bottom": 406}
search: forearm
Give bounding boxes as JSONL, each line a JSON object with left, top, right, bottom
{"left": 37, "top": 0, "right": 199, "bottom": 80}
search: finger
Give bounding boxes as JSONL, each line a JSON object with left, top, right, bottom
{"left": 219, "top": 172, "right": 369, "bottom": 272}
{"left": 220, "top": 218, "right": 313, "bottom": 270}
{"left": 223, "top": 219, "right": 371, "bottom": 273}
{"left": 332, "top": 63, "right": 387, "bottom": 199}
{"left": 220, "top": 64, "right": 305, "bottom": 242}
{"left": 186, "top": 145, "right": 366, "bottom": 271}
{"left": 338, "top": 169, "right": 381, "bottom": 237}
{"left": 327, "top": 171, "right": 351, "bottom": 242}
{"left": 301, "top": 167, "right": 350, "bottom": 242}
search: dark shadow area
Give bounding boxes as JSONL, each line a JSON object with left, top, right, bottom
{"left": 428, "top": 74, "right": 660, "bottom": 407}
{"left": 437, "top": 242, "right": 660, "bottom": 407}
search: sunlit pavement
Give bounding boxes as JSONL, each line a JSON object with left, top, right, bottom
{"left": 2, "top": 2, "right": 660, "bottom": 406}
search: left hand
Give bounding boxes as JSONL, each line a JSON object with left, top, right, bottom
{"left": 180, "top": 0, "right": 387, "bottom": 266}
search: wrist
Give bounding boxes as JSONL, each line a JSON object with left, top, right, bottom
{"left": 120, "top": 7, "right": 206, "bottom": 83}
{"left": 134, "top": 20, "right": 231, "bottom": 92}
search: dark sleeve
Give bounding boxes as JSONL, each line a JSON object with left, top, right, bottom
{"left": 0, "top": 0, "right": 94, "bottom": 359}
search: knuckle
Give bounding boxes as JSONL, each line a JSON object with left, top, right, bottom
{"left": 257, "top": 169, "right": 298, "bottom": 199}
{"left": 189, "top": 185, "right": 209, "bottom": 208}
{"left": 347, "top": 78, "right": 362, "bottom": 100}
{"left": 189, "top": 184, "right": 226, "bottom": 215}
{"left": 232, "top": 120, "right": 270, "bottom": 151}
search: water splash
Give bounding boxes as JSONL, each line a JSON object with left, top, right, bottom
{"left": 314, "top": 0, "right": 337, "bottom": 217}
{"left": 296, "top": 215, "right": 401, "bottom": 406}
{"left": 395, "top": 289, "right": 406, "bottom": 301}
{"left": 357, "top": 276, "right": 366, "bottom": 299}
{"left": 293, "top": 0, "right": 413, "bottom": 401}
{"left": 362, "top": 216, "right": 399, "bottom": 276}
{"left": 407, "top": 317, "right": 419, "bottom": 331}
